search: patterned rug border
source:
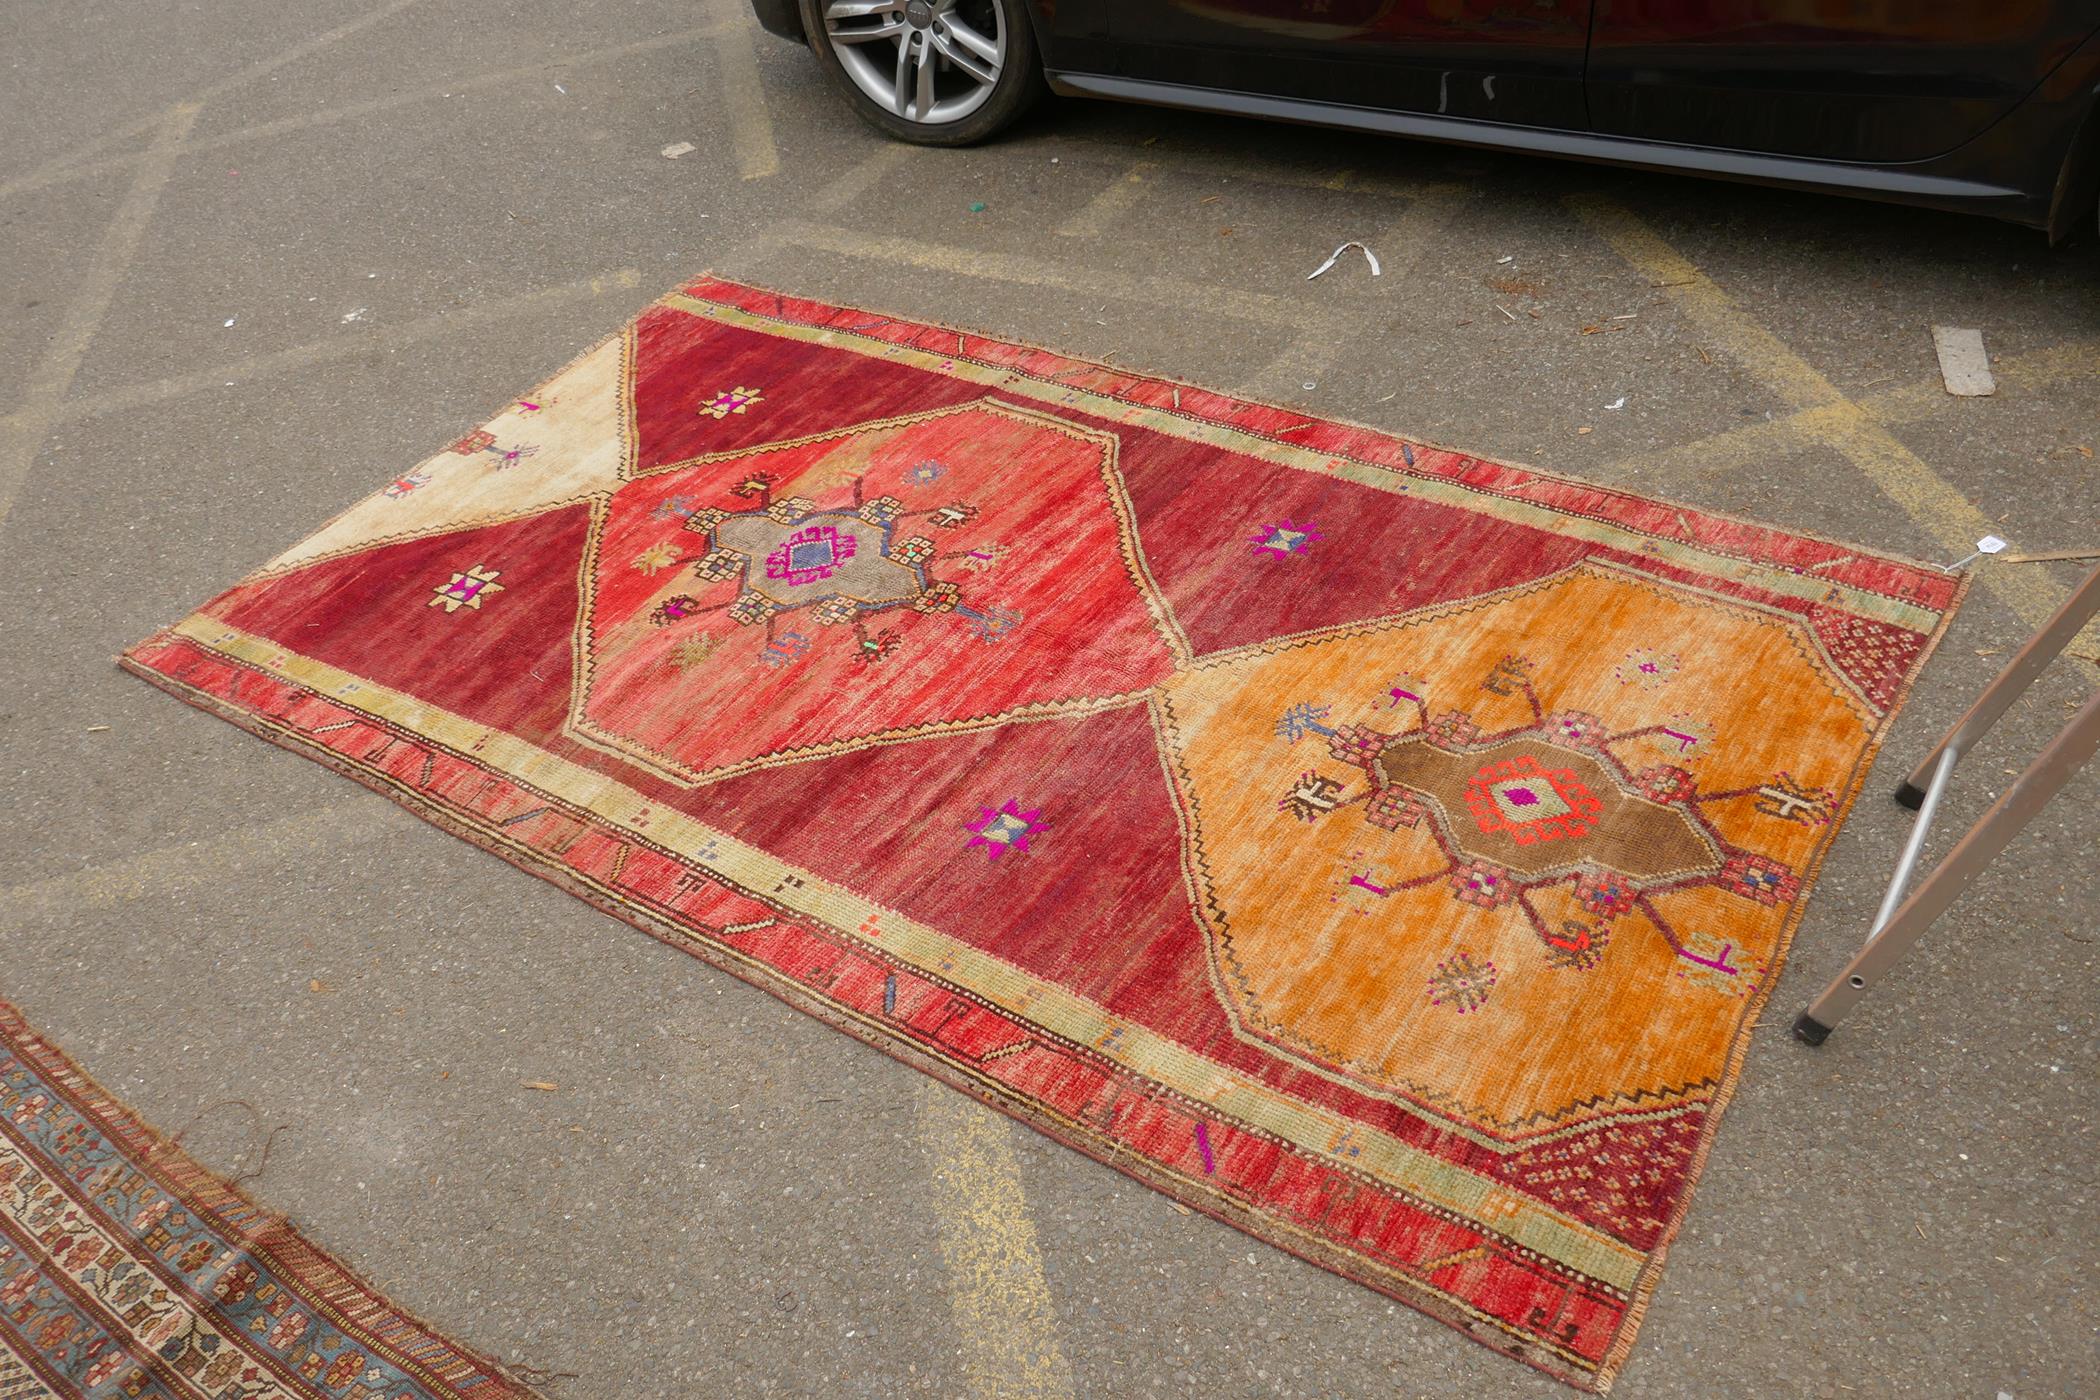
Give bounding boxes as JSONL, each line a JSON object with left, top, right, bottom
{"left": 668, "top": 274, "right": 1960, "bottom": 612}
{"left": 123, "top": 644, "right": 1649, "bottom": 1388}
{"left": 113, "top": 274, "right": 1980, "bottom": 1392}
{"left": 0, "top": 996, "right": 541, "bottom": 1399}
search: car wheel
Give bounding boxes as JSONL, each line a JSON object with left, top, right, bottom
{"left": 799, "top": 0, "right": 1043, "bottom": 146}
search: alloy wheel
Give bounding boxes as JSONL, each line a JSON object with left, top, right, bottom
{"left": 820, "top": 0, "right": 1006, "bottom": 125}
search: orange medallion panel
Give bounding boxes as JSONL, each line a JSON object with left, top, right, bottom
{"left": 1155, "top": 563, "right": 1871, "bottom": 1135}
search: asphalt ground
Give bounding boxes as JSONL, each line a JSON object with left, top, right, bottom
{"left": 3, "top": 3, "right": 2096, "bottom": 1396}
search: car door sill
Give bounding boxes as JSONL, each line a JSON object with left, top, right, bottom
{"left": 1047, "top": 71, "right": 2025, "bottom": 209}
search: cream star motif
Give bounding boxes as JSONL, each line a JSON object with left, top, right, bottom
{"left": 632, "top": 541, "right": 681, "bottom": 576}
{"left": 429, "top": 565, "right": 505, "bottom": 613}
{"left": 699, "top": 385, "right": 764, "bottom": 419}
{"left": 669, "top": 635, "right": 723, "bottom": 671}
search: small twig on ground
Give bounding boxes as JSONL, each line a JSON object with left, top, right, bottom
{"left": 164, "top": 1098, "right": 292, "bottom": 1190}
{"left": 2000, "top": 547, "right": 2100, "bottom": 564}
{"left": 509, "top": 1363, "right": 580, "bottom": 1387}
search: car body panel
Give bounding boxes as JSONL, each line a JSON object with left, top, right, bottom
{"left": 1096, "top": 0, "right": 1593, "bottom": 128}
{"left": 1050, "top": 51, "right": 2093, "bottom": 231}
{"left": 1586, "top": 0, "right": 2100, "bottom": 163}
{"left": 760, "top": 0, "right": 2100, "bottom": 233}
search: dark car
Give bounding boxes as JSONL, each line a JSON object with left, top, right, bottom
{"left": 750, "top": 0, "right": 2100, "bottom": 238}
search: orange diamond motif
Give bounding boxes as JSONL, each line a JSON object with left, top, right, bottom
{"left": 1463, "top": 753, "right": 1602, "bottom": 845}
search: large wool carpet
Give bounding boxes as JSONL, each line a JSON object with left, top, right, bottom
{"left": 123, "top": 277, "right": 1963, "bottom": 1390}
{"left": 0, "top": 1000, "right": 537, "bottom": 1399}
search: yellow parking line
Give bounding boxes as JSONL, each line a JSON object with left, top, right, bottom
{"left": 1, "top": 789, "right": 1086, "bottom": 1397}
{"left": 2, "top": 23, "right": 738, "bottom": 205}
{"left": 1252, "top": 186, "right": 1473, "bottom": 395}
{"left": 1570, "top": 194, "right": 2081, "bottom": 635}
{"left": 1051, "top": 140, "right": 1467, "bottom": 205}
{"left": 778, "top": 219, "right": 1313, "bottom": 327}
{"left": 919, "top": 1085, "right": 1077, "bottom": 1400}
{"left": 805, "top": 141, "right": 917, "bottom": 214}
{"left": 0, "top": 0, "right": 427, "bottom": 202}
{"left": 1056, "top": 160, "right": 1159, "bottom": 238}
{"left": 1327, "top": 167, "right": 1473, "bottom": 202}
{"left": 0, "top": 115, "right": 171, "bottom": 205}
{"left": 1608, "top": 339, "right": 2100, "bottom": 484}
{"left": 187, "top": 0, "right": 428, "bottom": 106}
{"left": 0, "top": 800, "right": 386, "bottom": 922}
{"left": 712, "top": 9, "right": 782, "bottom": 180}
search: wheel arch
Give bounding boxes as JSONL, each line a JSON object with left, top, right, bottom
{"left": 752, "top": 0, "right": 807, "bottom": 45}
{"left": 2046, "top": 89, "right": 2100, "bottom": 241}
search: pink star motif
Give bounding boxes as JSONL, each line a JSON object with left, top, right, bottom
{"left": 966, "top": 800, "right": 1041, "bottom": 861}
{"left": 1249, "top": 519, "right": 1322, "bottom": 559}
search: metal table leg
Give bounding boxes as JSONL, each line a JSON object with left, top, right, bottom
{"left": 1794, "top": 562, "right": 2100, "bottom": 1045}
{"left": 1895, "top": 564, "right": 2100, "bottom": 808}
{"left": 1795, "top": 692, "right": 2100, "bottom": 1043}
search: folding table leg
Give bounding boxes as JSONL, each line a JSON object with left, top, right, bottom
{"left": 1796, "top": 689, "right": 2100, "bottom": 1044}
{"left": 1898, "top": 563, "right": 2100, "bottom": 808}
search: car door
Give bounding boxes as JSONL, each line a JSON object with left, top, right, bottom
{"left": 1585, "top": 1, "right": 2100, "bottom": 163}
{"left": 1100, "top": 0, "right": 1595, "bottom": 130}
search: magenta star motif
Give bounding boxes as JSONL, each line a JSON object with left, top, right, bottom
{"left": 966, "top": 800, "right": 1041, "bottom": 861}
{"left": 1249, "top": 519, "right": 1321, "bottom": 559}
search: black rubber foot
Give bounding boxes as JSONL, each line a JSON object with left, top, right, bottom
{"left": 1792, "top": 1014, "right": 1832, "bottom": 1046}
{"left": 1893, "top": 781, "right": 1926, "bottom": 811}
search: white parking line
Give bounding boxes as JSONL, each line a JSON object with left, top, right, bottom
{"left": 0, "top": 269, "right": 645, "bottom": 439}
{"left": 0, "top": 105, "right": 199, "bottom": 528}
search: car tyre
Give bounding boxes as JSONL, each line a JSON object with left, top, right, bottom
{"left": 799, "top": 0, "right": 1043, "bottom": 146}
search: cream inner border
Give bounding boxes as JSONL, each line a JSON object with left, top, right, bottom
{"left": 661, "top": 291, "right": 1944, "bottom": 635}
{"left": 171, "top": 613, "right": 1644, "bottom": 1293}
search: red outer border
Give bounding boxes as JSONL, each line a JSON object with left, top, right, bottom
{"left": 0, "top": 997, "right": 541, "bottom": 1399}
